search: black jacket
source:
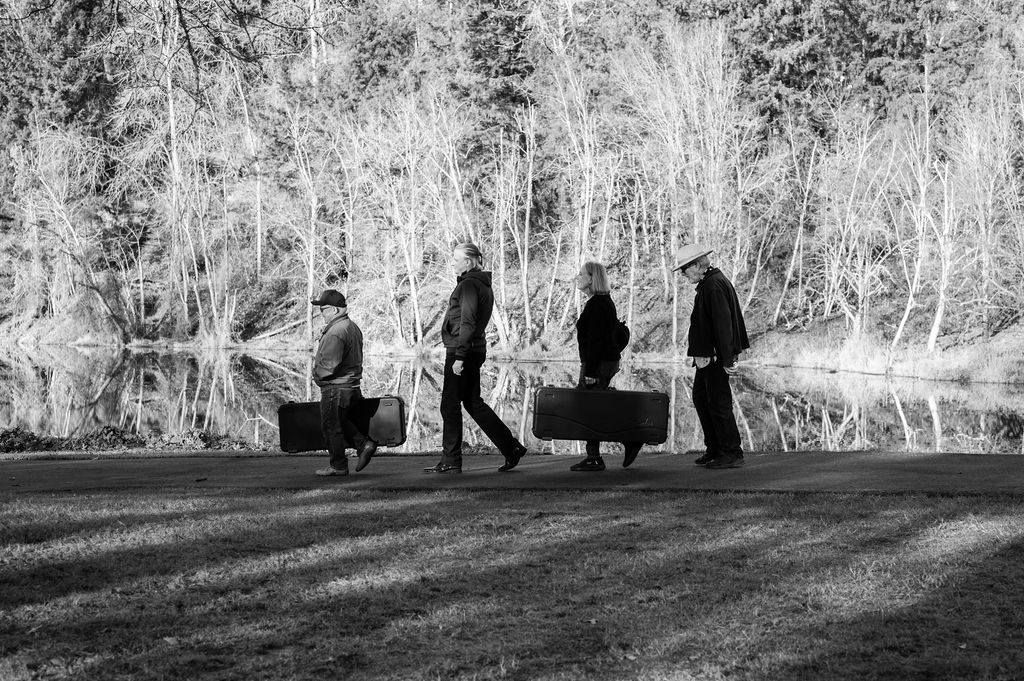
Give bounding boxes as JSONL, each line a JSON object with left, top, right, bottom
{"left": 576, "top": 293, "right": 620, "bottom": 376}
{"left": 441, "top": 269, "right": 493, "bottom": 359}
{"left": 686, "top": 267, "right": 749, "bottom": 367}
{"left": 313, "top": 312, "right": 363, "bottom": 388}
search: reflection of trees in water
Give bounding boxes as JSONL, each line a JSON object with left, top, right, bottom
{"left": 751, "top": 393, "right": 874, "bottom": 453}
{"left": 737, "top": 370, "right": 1024, "bottom": 455}
{"left": 1, "top": 349, "right": 1022, "bottom": 454}
{"left": 0, "top": 346, "right": 130, "bottom": 438}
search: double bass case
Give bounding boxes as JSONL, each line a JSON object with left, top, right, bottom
{"left": 532, "top": 386, "right": 669, "bottom": 444}
{"left": 278, "top": 395, "right": 407, "bottom": 452}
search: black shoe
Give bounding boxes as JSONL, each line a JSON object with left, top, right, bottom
{"left": 570, "top": 457, "right": 605, "bottom": 472}
{"left": 694, "top": 453, "right": 716, "bottom": 466}
{"left": 498, "top": 443, "right": 527, "bottom": 472}
{"left": 705, "top": 455, "right": 744, "bottom": 469}
{"left": 315, "top": 466, "right": 349, "bottom": 477}
{"left": 423, "top": 462, "right": 462, "bottom": 474}
{"left": 355, "top": 440, "right": 377, "bottom": 472}
{"left": 623, "top": 445, "right": 641, "bottom": 469}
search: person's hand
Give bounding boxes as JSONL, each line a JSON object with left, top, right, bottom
{"left": 584, "top": 376, "right": 598, "bottom": 386}
{"left": 724, "top": 360, "right": 739, "bottom": 376}
{"left": 693, "top": 356, "right": 712, "bottom": 369}
{"left": 452, "top": 359, "right": 464, "bottom": 376}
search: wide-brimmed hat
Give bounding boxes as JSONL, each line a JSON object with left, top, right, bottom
{"left": 673, "top": 244, "right": 714, "bottom": 272}
{"left": 310, "top": 289, "right": 347, "bottom": 307}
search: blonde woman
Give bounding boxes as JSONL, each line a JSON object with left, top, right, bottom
{"left": 571, "top": 261, "right": 642, "bottom": 471}
{"left": 424, "top": 243, "right": 528, "bottom": 474}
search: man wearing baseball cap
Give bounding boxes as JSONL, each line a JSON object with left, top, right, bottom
{"left": 310, "top": 289, "right": 376, "bottom": 476}
{"left": 674, "top": 244, "right": 749, "bottom": 469}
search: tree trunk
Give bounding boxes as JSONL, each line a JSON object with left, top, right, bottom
{"left": 927, "top": 394, "right": 942, "bottom": 453}
{"left": 926, "top": 270, "right": 947, "bottom": 353}
{"left": 306, "top": 193, "right": 317, "bottom": 343}
{"left": 519, "top": 108, "right": 536, "bottom": 342}
{"left": 541, "top": 231, "right": 563, "bottom": 340}
{"left": 889, "top": 254, "right": 922, "bottom": 353}
{"left": 235, "top": 67, "right": 264, "bottom": 279}
{"left": 398, "top": 220, "right": 423, "bottom": 345}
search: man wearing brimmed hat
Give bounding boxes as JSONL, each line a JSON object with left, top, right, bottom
{"left": 674, "top": 244, "right": 750, "bottom": 469}
{"left": 310, "top": 289, "right": 376, "bottom": 476}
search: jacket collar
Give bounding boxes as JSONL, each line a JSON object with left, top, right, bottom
{"left": 457, "top": 267, "right": 480, "bottom": 283}
{"left": 695, "top": 266, "right": 719, "bottom": 290}
{"left": 320, "top": 311, "right": 349, "bottom": 336}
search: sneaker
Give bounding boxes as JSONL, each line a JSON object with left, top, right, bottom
{"left": 423, "top": 462, "right": 462, "bottom": 474}
{"left": 355, "top": 440, "right": 378, "bottom": 472}
{"left": 623, "top": 444, "right": 641, "bottom": 469}
{"left": 694, "top": 453, "right": 716, "bottom": 466}
{"left": 315, "top": 466, "right": 349, "bottom": 477}
{"left": 498, "top": 443, "right": 527, "bottom": 472}
{"left": 570, "top": 457, "right": 605, "bottom": 472}
{"left": 705, "top": 455, "right": 744, "bottom": 469}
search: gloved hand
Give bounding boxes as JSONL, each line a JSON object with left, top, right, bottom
{"left": 724, "top": 359, "right": 740, "bottom": 376}
{"left": 692, "top": 356, "right": 712, "bottom": 369}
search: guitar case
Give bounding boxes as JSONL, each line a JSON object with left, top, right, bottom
{"left": 532, "top": 386, "right": 669, "bottom": 444}
{"left": 278, "top": 395, "right": 407, "bottom": 452}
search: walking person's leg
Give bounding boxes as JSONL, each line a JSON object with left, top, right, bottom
{"left": 692, "top": 366, "right": 721, "bottom": 466}
{"left": 336, "top": 388, "right": 377, "bottom": 472}
{"left": 571, "top": 367, "right": 607, "bottom": 471}
{"left": 428, "top": 352, "right": 464, "bottom": 472}
{"left": 459, "top": 352, "right": 526, "bottom": 471}
{"left": 704, "top": 361, "right": 743, "bottom": 468}
{"left": 602, "top": 363, "right": 643, "bottom": 468}
{"left": 317, "top": 387, "right": 349, "bottom": 476}
{"left": 335, "top": 389, "right": 365, "bottom": 449}
{"left": 622, "top": 440, "right": 643, "bottom": 468}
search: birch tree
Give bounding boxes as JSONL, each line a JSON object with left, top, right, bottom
{"left": 812, "top": 111, "right": 895, "bottom": 336}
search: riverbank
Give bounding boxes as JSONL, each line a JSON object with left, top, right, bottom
{"left": 745, "top": 321, "right": 1024, "bottom": 385}
{"left": 0, "top": 426, "right": 260, "bottom": 456}
{"left": 4, "top": 332, "right": 1024, "bottom": 459}
{"left": 5, "top": 316, "right": 1024, "bottom": 385}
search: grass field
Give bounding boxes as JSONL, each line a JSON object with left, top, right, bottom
{"left": 2, "top": 488, "right": 1023, "bottom": 680}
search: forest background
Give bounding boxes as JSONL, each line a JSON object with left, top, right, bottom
{"left": 3, "top": 0, "right": 1024, "bottom": 378}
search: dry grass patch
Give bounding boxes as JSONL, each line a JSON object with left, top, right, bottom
{"left": 2, "top": 489, "right": 1023, "bottom": 680}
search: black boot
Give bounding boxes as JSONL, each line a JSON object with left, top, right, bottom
{"left": 355, "top": 439, "right": 377, "bottom": 472}
{"left": 423, "top": 461, "right": 462, "bottom": 474}
{"left": 623, "top": 443, "right": 641, "bottom": 468}
{"left": 499, "top": 443, "right": 527, "bottom": 472}
{"left": 570, "top": 457, "right": 605, "bottom": 472}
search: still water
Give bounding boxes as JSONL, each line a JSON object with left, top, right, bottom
{"left": 1, "top": 348, "right": 1023, "bottom": 454}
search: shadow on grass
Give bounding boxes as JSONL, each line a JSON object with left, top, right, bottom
{"left": 2, "top": 490, "right": 1023, "bottom": 680}
{"left": 1, "top": 490, "right": 452, "bottom": 607}
{"left": 761, "top": 535, "right": 1024, "bottom": 680}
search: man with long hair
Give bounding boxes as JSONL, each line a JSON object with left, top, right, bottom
{"left": 425, "top": 242, "right": 529, "bottom": 474}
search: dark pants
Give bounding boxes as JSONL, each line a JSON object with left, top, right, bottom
{"left": 692, "top": 361, "right": 743, "bottom": 459}
{"left": 440, "top": 351, "right": 518, "bottom": 466}
{"left": 578, "top": 363, "right": 643, "bottom": 460}
{"left": 320, "top": 385, "right": 367, "bottom": 470}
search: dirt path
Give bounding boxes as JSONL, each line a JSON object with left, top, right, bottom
{"left": 3, "top": 450, "right": 1022, "bottom": 496}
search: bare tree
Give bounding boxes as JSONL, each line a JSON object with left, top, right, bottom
{"left": 773, "top": 121, "right": 818, "bottom": 327}
{"left": 811, "top": 109, "right": 896, "bottom": 337}
{"left": 13, "top": 125, "right": 129, "bottom": 337}
{"left": 947, "top": 88, "right": 1015, "bottom": 335}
